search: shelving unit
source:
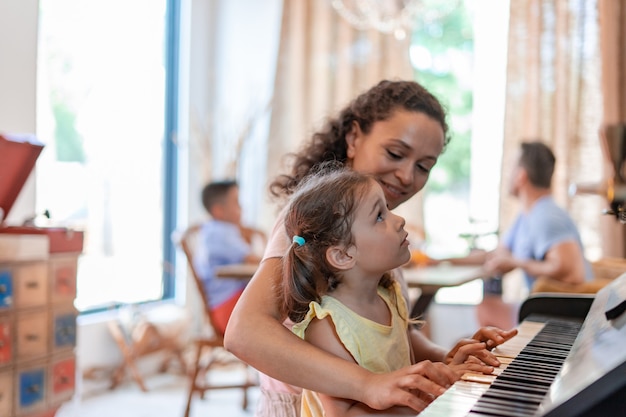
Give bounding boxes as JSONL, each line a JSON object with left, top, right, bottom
{"left": 0, "top": 231, "right": 82, "bottom": 417}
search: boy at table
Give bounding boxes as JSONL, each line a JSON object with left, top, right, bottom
{"left": 194, "top": 180, "right": 263, "bottom": 335}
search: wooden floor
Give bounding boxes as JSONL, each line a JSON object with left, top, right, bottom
{"left": 56, "top": 302, "right": 479, "bottom": 417}
{"left": 56, "top": 369, "right": 261, "bottom": 417}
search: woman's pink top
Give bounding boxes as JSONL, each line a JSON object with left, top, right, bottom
{"left": 259, "top": 207, "right": 302, "bottom": 395}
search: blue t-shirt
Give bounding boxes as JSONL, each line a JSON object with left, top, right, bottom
{"left": 193, "top": 220, "right": 251, "bottom": 308}
{"left": 503, "top": 196, "right": 593, "bottom": 289}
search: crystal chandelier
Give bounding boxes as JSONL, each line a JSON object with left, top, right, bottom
{"left": 330, "top": 0, "right": 423, "bottom": 40}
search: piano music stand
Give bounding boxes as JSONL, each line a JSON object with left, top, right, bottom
{"left": 530, "top": 274, "right": 626, "bottom": 416}
{"left": 518, "top": 293, "right": 595, "bottom": 323}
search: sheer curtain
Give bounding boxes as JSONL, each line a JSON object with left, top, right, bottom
{"left": 500, "top": 0, "right": 604, "bottom": 259}
{"left": 260, "top": 0, "right": 421, "bottom": 228}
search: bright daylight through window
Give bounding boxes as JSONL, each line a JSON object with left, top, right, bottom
{"left": 410, "top": 0, "right": 508, "bottom": 303}
{"left": 36, "top": 0, "right": 170, "bottom": 311}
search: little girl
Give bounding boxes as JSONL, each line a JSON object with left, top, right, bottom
{"left": 281, "top": 165, "right": 506, "bottom": 416}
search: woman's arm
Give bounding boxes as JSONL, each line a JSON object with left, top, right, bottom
{"left": 305, "top": 315, "right": 428, "bottom": 416}
{"left": 300, "top": 313, "right": 458, "bottom": 416}
{"left": 224, "top": 258, "right": 454, "bottom": 411}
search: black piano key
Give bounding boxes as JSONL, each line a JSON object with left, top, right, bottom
{"left": 520, "top": 346, "right": 570, "bottom": 358}
{"left": 478, "top": 391, "right": 542, "bottom": 406}
{"left": 468, "top": 319, "right": 582, "bottom": 416}
{"left": 514, "top": 352, "right": 567, "bottom": 366}
{"left": 495, "top": 372, "right": 555, "bottom": 386}
{"left": 481, "top": 390, "right": 545, "bottom": 404}
{"left": 526, "top": 339, "right": 574, "bottom": 349}
{"left": 470, "top": 401, "right": 537, "bottom": 417}
{"left": 489, "top": 379, "right": 551, "bottom": 395}
{"left": 502, "top": 363, "right": 561, "bottom": 377}
{"left": 508, "top": 360, "right": 561, "bottom": 372}
{"left": 504, "top": 359, "right": 563, "bottom": 370}
{"left": 528, "top": 340, "right": 575, "bottom": 349}
{"left": 502, "top": 364, "right": 561, "bottom": 375}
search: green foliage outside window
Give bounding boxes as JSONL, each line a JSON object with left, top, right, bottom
{"left": 52, "top": 99, "right": 86, "bottom": 163}
{"left": 411, "top": 0, "right": 473, "bottom": 193}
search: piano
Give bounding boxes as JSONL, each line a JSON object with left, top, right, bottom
{"left": 417, "top": 124, "right": 626, "bottom": 417}
{"left": 419, "top": 272, "right": 626, "bottom": 417}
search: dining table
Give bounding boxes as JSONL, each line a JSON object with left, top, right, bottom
{"left": 214, "top": 263, "right": 259, "bottom": 279}
{"left": 402, "top": 264, "right": 487, "bottom": 319}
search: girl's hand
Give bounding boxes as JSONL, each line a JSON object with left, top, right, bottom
{"left": 445, "top": 341, "right": 497, "bottom": 375}
{"left": 445, "top": 327, "right": 518, "bottom": 368}
{"left": 360, "top": 360, "right": 458, "bottom": 412}
{"left": 447, "top": 360, "right": 495, "bottom": 378}
{"left": 471, "top": 326, "right": 518, "bottom": 350}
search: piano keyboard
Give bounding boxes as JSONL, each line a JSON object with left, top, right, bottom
{"left": 420, "top": 317, "right": 583, "bottom": 417}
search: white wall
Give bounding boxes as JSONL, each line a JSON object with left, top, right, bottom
{"left": 178, "top": 0, "right": 281, "bottom": 332}
{"left": 182, "top": 0, "right": 281, "bottom": 230}
{"left": 0, "top": 0, "right": 39, "bottom": 224}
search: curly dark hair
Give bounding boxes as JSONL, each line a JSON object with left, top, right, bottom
{"left": 281, "top": 163, "right": 394, "bottom": 323}
{"left": 269, "top": 79, "right": 450, "bottom": 200}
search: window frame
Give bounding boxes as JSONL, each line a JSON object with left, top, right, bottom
{"left": 161, "top": 0, "right": 180, "bottom": 301}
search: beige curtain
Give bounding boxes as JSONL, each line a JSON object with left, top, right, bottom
{"left": 598, "top": 0, "right": 626, "bottom": 257}
{"left": 261, "top": 0, "right": 420, "bottom": 228}
{"left": 500, "top": 0, "right": 604, "bottom": 259}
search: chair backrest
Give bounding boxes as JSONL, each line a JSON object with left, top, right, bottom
{"left": 176, "top": 224, "right": 224, "bottom": 340}
{"left": 591, "top": 257, "right": 626, "bottom": 281}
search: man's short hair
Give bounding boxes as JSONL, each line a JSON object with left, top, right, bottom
{"left": 201, "top": 179, "right": 238, "bottom": 214}
{"left": 519, "top": 141, "right": 555, "bottom": 188}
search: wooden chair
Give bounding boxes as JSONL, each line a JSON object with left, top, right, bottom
{"left": 107, "top": 307, "right": 189, "bottom": 392}
{"left": 175, "top": 224, "right": 257, "bottom": 417}
{"left": 531, "top": 257, "right": 626, "bottom": 295}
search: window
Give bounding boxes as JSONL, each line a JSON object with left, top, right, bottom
{"left": 410, "top": 0, "right": 509, "bottom": 303}
{"left": 36, "top": 0, "right": 179, "bottom": 312}
{"left": 411, "top": 0, "right": 507, "bottom": 258}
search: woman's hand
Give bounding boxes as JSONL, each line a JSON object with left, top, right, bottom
{"left": 444, "top": 327, "right": 518, "bottom": 368}
{"left": 359, "top": 360, "right": 458, "bottom": 412}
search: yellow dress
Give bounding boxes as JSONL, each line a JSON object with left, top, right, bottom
{"left": 292, "top": 281, "right": 412, "bottom": 417}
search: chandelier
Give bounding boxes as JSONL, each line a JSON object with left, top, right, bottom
{"left": 330, "top": 0, "right": 422, "bottom": 40}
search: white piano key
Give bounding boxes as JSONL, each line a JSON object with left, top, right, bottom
{"left": 419, "top": 320, "right": 546, "bottom": 417}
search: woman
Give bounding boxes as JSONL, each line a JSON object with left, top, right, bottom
{"left": 224, "top": 80, "right": 515, "bottom": 416}
{"left": 283, "top": 166, "right": 502, "bottom": 416}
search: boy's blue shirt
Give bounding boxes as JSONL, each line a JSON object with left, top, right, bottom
{"left": 193, "top": 219, "right": 252, "bottom": 307}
